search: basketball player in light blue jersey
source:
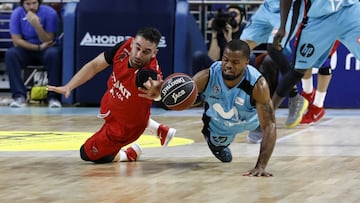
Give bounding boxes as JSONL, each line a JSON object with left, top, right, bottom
{"left": 240, "top": 0, "right": 309, "bottom": 144}
{"left": 272, "top": 0, "right": 360, "bottom": 110}
{"left": 192, "top": 39, "right": 276, "bottom": 177}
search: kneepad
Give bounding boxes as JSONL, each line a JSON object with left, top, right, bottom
{"left": 318, "top": 66, "right": 332, "bottom": 75}
{"left": 80, "top": 145, "right": 115, "bottom": 163}
{"left": 266, "top": 44, "right": 292, "bottom": 75}
{"left": 80, "top": 145, "right": 91, "bottom": 161}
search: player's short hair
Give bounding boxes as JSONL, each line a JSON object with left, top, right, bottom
{"left": 21, "top": 0, "right": 42, "bottom": 5}
{"left": 136, "top": 27, "right": 162, "bottom": 46}
{"left": 225, "top": 39, "right": 250, "bottom": 59}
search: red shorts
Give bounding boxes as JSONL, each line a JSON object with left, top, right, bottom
{"left": 83, "top": 108, "right": 147, "bottom": 161}
{"left": 83, "top": 93, "right": 149, "bottom": 161}
{"left": 83, "top": 122, "right": 146, "bottom": 161}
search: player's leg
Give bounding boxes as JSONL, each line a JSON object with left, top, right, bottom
{"left": 116, "top": 143, "right": 143, "bottom": 162}
{"left": 273, "top": 11, "right": 336, "bottom": 121}
{"left": 79, "top": 124, "right": 143, "bottom": 163}
{"left": 80, "top": 143, "right": 142, "bottom": 163}
{"left": 300, "top": 68, "right": 315, "bottom": 104}
{"left": 240, "top": 3, "right": 274, "bottom": 50}
{"left": 147, "top": 118, "right": 176, "bottom": 147}
{"left": 201, "top": 115, "right": 233, "bottom": 162}
{"left": 301, "top": 64, "right": 332, "bottom": 124}
{"left": 267, "top": 44, "right": 308, "bottom": 128}
{"left": 204, "top": 134, "right": 232, "bottom": 163}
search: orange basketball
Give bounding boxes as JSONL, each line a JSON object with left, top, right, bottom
{"left": 160, "top": 73, "right": 198, "bottom": 111}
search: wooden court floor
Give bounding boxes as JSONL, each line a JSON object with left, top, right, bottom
{"left": 0, "top": 106, "right": 360, "bottom": 203}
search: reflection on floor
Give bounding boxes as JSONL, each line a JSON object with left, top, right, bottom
{"left": 1, "top": 106, "right": 360, "bottom": 202}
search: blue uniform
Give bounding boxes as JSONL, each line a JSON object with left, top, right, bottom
{"left": 240, "top": 0, "right": 302, "bottom": 47}
{"left": 294, "top": 0, "right": 360, "bottom": 69}
{"left": 202, "top": 61, "right": 261, "bottom": 147}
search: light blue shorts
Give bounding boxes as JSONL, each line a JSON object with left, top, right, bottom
{"left": 240, "top": 3, "right": 301, "bottom": 46}
{"left": 294, "top": 2, "right": 360, "bottom": 69}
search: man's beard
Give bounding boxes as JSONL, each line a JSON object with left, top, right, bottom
{"left": 222, "top": 72, "right": 242, "bottom": 81}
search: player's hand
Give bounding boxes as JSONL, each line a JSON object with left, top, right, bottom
{"left": 47, "top": 85, "right": 72, "bottom": 98}
{"left": 272, "top": 28, "right": 286, "bottom": 51}
{"left": 242, "top": 167, "right": 273, "bottom": 177}
{"left": 138, "top": 74, "right": 163, "bottom": 100}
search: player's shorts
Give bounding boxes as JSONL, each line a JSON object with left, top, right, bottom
{"left": 82, "top": 108, "right": 146, "bottom": 161}
{"left": 293, "top": 2, "right": 360, "bottom": 69}
{"left": 240, "top": 2, "right": 301, "bottom": 46}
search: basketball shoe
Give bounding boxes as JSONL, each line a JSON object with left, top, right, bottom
{"left": 157, "top": 124, "right": 176, "bottom": 147}
{"left": 247, "top": 126, "right": 262, "bottom": 144}
{"left": 301, "top": 89, "right": 316, "bottom": 104}
{"left": 210, "top": 147, "right": 232, "bottom": 162}
{"left": 300, "top": 104, "right": 325, "bottom": 124}
{"left": 286, "top": 94, "right": 309, "bottom": 128}
{"left": 124, "top": 143, "right": 142, "bottom": 161}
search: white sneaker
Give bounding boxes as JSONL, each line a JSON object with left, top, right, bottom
{"left": 124, "top": 143, "right": 143, "bottom": 161}
{"left": 157, "top": 124, "right": 176, "bottom": 147}
{"left": 247, "top": 126, "right": 262, "bottom": 144}
{"left": 10, "top": 97, "right": 27, "bottom": 108}
{"left": 48, "top": 99, "right": 62, "bottom": 108}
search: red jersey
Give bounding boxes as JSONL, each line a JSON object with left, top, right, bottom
{"left": 101, "top": 38, "right": 162, "bottom": 129}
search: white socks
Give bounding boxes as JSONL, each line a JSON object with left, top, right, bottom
{"left": 118, "top": 150, "right": 128, "bottom": 162}
{"left": 301, "top": 76, "right": 313, "bottom": 94}
{"left": 147, "top": 118, "right": 160, "bottom": 133}
{"left": 313, "top": 91, "right": 326, "bottom": 108}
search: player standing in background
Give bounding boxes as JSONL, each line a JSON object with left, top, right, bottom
{"left": 300, "top": 41, "right": 340, "bottom": 124}
{"left": 239, "top": 0, "right": 307, "bottom": 143}
{"left": 272, "top": 0, "right": 360, "bottom": 112}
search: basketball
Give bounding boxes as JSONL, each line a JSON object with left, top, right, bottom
{"left": 160, "top": 73, "right": 198, "bottom": 111}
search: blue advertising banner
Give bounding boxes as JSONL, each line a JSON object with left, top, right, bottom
{"left": 74, "top": 0, "right": 175, "bottom": 105}
{"left": 313, "top": 44, "right": 360, "bottom": 108}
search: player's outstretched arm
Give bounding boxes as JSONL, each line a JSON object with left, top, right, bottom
{"left": 243, "top": 77, "right": 277, "bottom": 177}
{"left": 47, "top": 53, "right": 109, "bottom": 98}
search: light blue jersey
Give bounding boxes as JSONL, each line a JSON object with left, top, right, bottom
{"left": 294, "top": 1, "right": 360, "bottom": 69}
{"left": 202, "top": 61, "right": 261, "bottom": 147}
{"left": 307, "top": 0, "right": 358, "bottom": 17}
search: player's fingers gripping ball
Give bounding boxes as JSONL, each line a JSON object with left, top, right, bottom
{"left": 160, "top": 73, "right": 198, "bottom": 110}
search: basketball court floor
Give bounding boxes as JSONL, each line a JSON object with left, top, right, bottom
{"left": 0, "top": 105, "right": 360, "bottom": 202}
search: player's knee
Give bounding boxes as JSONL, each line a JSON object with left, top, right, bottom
{"left": 318, "top": 66, "right": 332, "bottom": 75}
{"left": 276, "top": 69, "right": 305, "bottom": 97}
{"left": 80, "top": 145, "right": 91, "bottom": 161}
{"left": 80, "top": 145, "right": 115, "bottom": 164}
{"left": 266, "top": 44, "right": 292, "bottom": 75}
{"left": 202, "top": 131, "right": 226, "bottom": 152}
{"left": 92, "top": 156, "right": 115, "bottom": 164}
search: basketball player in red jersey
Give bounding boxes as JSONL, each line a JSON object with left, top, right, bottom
{"left": 48, "top": 27, "right": 175, "bottom": 163}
